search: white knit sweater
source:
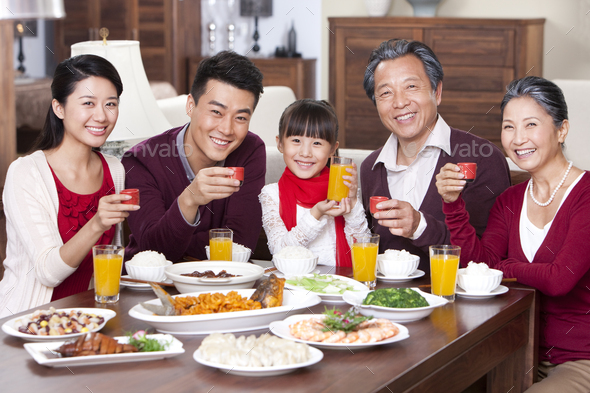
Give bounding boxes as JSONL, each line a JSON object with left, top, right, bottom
{"left": 0, "top": 151, "right": 124, "bottom": 317}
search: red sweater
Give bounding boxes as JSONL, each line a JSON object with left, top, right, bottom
{"left": 443, "top": 173, "right": 590, "bottom": 364}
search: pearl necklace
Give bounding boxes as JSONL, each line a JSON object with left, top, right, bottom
{"left": 529, "top": 161, "right": 573, "bottom": 207}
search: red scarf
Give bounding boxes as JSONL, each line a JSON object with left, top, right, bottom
{"left": 278, "top": 167, "right": 352, "bottom": 267}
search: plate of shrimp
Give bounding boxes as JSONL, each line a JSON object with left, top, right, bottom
{"left": 269, "top": 314, "right": 409, "bottom": 350}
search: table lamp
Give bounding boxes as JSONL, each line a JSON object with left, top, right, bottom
{"left": 71, "top": 37, "right": 173, "bottom": 156}
{"left": 240, "top": 0, "right": 272, "bottom": 55}
{"left": 0, "top": 0, "right": 65, "bottom": 185}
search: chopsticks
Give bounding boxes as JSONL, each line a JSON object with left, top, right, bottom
{"left": 418, "top": 277, "right": 517, "bottom": 289}
{"left": 120, "top": 277, "right": 175, "bottom": 287}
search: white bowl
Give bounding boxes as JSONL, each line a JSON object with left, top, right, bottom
{"left": 273, "top": 256, "right": 318, "bottom": 277}
{"left": 342, "top": 288, "right": 448, "bottom": 322}
{"left": 457, "top": 268, "right": 503, "bottom": 294}
{"left": 164, "top": 261, "right": 264, "bottom": 293}
{"left": 125, "top": 260, "right": 172, "bottom": 282}
{"left": 205, "top": 245, "right": 252, "bottom": 262}
{"left": 377, "top": 253, "right": 419, "bottom": 277}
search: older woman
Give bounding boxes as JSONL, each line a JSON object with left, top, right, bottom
{"left": 436, "top": 76, "right": 590, "bottom": 392}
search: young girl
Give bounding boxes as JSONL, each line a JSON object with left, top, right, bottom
{"left": 0, "top": 55, "right": 138, "bottom": 317}
{"left": 259, "top": 99, "right": 370, "bottom": 267}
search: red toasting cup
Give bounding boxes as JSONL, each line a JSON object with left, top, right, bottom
{"left": 227, "top": 167, "right": 244, "bottom": 186}
{"left": 370, "top": 196, "right": 389, "bottom": 214}
{"left": 457, "top": 163, "right": 477, "bottom": 183}
{"left": 121, "top": 189, "right": 140, "bottom": 205}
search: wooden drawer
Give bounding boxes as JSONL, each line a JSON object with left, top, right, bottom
{"left": 443, "top": 66, "right": 514, "bottom": 92}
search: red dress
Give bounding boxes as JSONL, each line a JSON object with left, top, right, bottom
{"left": 49, "top": 153, "right": 116, "bottom": 301}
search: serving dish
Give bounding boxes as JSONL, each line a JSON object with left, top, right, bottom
{"left": 129, "top": 289, "right": 321, "bottom": 335}
{"left": 24, "top": 334, "right": 184, "bottom": 367}
{"left": 376, "top": 269, "right": 425, "bottom": 283}
{"left": 456, "top": 285, "right": 509, "bottom": 299}
{"left": 284, "top": 274, "right": 368, "bottom": 305}
{"left": 2, "top": 308, "right": 116, "bottom": 342}
{"left": 342, "top": 288, "right": 448, "bottom": 322}
{"left": 193, "top": 346, "right": 323, "bottom": 377}
{"left": 120, "top": 275, "right": 173, "bottom": 291}
{"left": 269, "top": 314, "right": 410, "bottom": 350}
{"left": 165, "top": 261, "right": 264, "bottom": 293}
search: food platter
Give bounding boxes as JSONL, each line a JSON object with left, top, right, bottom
{"left": 376, "top": 269, "right": 425, "bottom": 283}
{"left": 128, "top": 289, "right": 321, "bottom": 335}
{"left": 269, "top": 314, "right": 410, "bottom": 350}
{"left": 284, "top": 274, "right": 368, "bottom": 304}
{"left": 2, "top": 308, "right": 116, "bottom": 342}
{"left": 342, "top": 289, "right": 448, "bottom": 322}
{"left": 165, "top": 261, "right": 264, "bottom": 293}
{"left": 120, "top": 275, "right": 173, "bottom": 291}
{"left": 24, "top": 334, "right": 184, "bottom": 367}
{"left": 456, "top": 285, "right": 509, "bottom": 299}
{"left": 193, "top": 346, "right": 323, "bottom": 377}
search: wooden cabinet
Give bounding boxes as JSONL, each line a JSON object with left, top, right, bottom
{"left": 328, "top": 17, "right": 545, "bottom": 150}
{"left": 54, "top": 0, "right": 201, "bottom": 94}
{"left": 188, "top": 57, "right": 316, "bottom": 100}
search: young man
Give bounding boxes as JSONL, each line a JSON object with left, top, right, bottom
{"left": 122, "top": 51, "right": 265, "bottom": 261}
{"left": 360, "top": 39, "right": 511, "bottom": 272}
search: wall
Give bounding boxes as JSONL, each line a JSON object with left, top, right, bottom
{"left": 201, "top": 0, "right": 322, "bottom": 98}
{"left": 321, "top": 0, "right": 590, "bottom": 99}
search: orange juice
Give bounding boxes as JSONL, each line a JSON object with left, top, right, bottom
{"left": 327, "top": 164, "right": 353, "bottom": 202}
{"left": 210, "top": 238, "right": 233, "bottom": 260}
{"left": 430, "top": 255, "right": 459, "bottom": 297}
{"left": 93, "top": 254, "right": 123, "bottom": 297}
{"left": 351, "top": 242, "right": 379, "bottom": 281}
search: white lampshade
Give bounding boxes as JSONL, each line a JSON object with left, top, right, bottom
{"left": 0, "top": 0, "right": 65, "bottom": 20}
{"left": 71, "top": 40, "right": 173, "bottom": 142}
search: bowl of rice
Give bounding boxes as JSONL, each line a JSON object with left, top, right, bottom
{"left": 125, "top": 251, "right": 172, "bottom": 282}
{"left": 272, "top": 246, "right": 318, "bottom": 277}
{"left": 205, "top": 243, "right": 252, "bottom": 262}
{"left": 457, "top": 262, "right": 503, "bottom": 294}
{"left": 377, "top": 249, "right": 420, "bottom": 277}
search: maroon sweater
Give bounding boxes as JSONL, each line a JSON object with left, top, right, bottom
{"left": 361, "top": 128, "right": 511, "bottom": 272}
{"left": 121, "top": 126, "right": 266, "bottom": 261}
{"left": 443, "top": 173, "right": 590, "bottom": 364}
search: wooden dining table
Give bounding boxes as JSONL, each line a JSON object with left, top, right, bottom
{"left": 0, "top": 266, "right": 538, "bottom": 393}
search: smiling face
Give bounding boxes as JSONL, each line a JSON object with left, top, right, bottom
{"left": 501, "top": 96, "right": 568, "bottom": 173}
{"left": 373, "top": 55, "right": 442, "bottom": 148}
{"left": 277, "top": 134, "right": 338, "bottom": 179}
{"left": 184, "top": 79, "right": 255, "bottom": 170}
{"left": 53, "top": 76, "right": 119, "bottom": 148}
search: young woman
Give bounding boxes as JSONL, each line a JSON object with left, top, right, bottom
{"left": 435, "top": 76, "right": 590, "bottom": 392}
{"left": 259, "top": 99, "right": 370, "bottom": 267}
{"left": 0, "top": 55, "right": 138, "bottom": 317}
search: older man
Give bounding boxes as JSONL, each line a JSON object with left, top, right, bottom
{"left": 122, "top": 51, "right": 265, "bottom": 261}
{"left": 360, "top": 39, "right": 511, "bottom": 272}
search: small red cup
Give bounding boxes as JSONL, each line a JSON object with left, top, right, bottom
{"left": 121, "top": 189, "right": 140, "bottom": 205}
{"left": 457, "top": 163, "right": 477, "bottom": 183}
{"left": 370, "top": 196, "right": 389, "bottom": 214}
{"left": 227, "top": 167, "right": 244, "bottom": 186}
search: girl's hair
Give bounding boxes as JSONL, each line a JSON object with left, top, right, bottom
{"left": 500, "top": 76, "right": 568, "bottom": 129}
{"left": 278, "top": 99, "right": 339, "bottom": 146}
{"left": 34, "top": 54, "right": 123, "bottom": 151}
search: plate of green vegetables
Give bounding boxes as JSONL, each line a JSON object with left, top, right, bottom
{"left": 285, "top": 274, "right": 368, "bottom": 304}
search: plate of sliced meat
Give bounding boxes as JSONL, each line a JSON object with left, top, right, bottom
{"left": 24, "top": 333, "right": 184, "bottom": 367}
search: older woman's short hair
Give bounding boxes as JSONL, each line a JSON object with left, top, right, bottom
{"left": 363, "top": 39, "right": 444, "bottom": 105}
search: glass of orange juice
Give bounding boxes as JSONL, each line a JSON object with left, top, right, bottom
{"left": 92, "top": 245, "right": 124, "bottom": 304}
{"left": 351, "top": 234, "right": 380, "bottom": 290}
{"left": 429, "top": 245, "right": 461, "bottom": 302}
{"left": 209, "top": 229, "right": 233, "bottom": 261}
{"left": 327, "top": 156, "right": 353, "bottom": 207}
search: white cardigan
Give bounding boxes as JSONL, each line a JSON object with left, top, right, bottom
{"left": 0, "top": 151, "right": 124, "bottom": 317}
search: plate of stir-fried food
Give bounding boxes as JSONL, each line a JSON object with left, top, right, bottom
{"left": 128, "top": 274, "right": 321, "bottom": 334}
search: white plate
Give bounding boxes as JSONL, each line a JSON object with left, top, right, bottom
{"left": 376, "top": 269, "right": 425, "bottom": 283}
{"left": 120, "top": 275, "right": 173, "bottom": 291}
{"left": 269, "top": 314, "right": 410, "bottom": 350}
{"left": 129, "top": 289, "right": 321, "bottom": 335}
{"left": 456, "top": 285, "right": 509, "bottom": 299}
{"left": 193, "top": 346, "right": 323, "bottom": 377}
{"left": 264, "top": 269, "right": 321, "bottom": 278}
{"left": 342, "top": 288, "right": 448, "bottom": 322}
{"left": 284, "top": 274, "right": 368, "bottom": 304}
{"left": 2, "top": 308, "right": 116, "bottom": 342}
{"left": 24, "top": 334, "right": 184, "bottom": 367}
{"left": 165, "top": 262, "right": 264, "bottom": 293}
